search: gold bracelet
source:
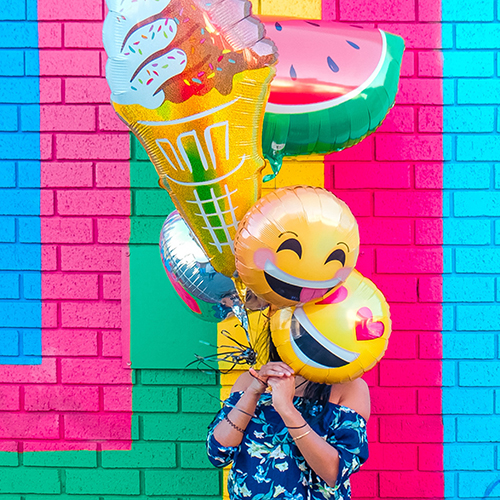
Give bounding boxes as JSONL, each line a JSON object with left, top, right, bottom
{"left": 293, "top": 429, "right": 311, "bottom": 441}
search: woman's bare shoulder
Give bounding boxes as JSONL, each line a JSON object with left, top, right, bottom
{"left": 230, "top": 371, "right": 253, "bottom": 393}
{"left": 331, "top": 378, "right": 371, "bottom": 421}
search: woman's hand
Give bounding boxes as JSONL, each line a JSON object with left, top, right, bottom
{"left": 248, "top": 362, "right": 294, "bottom": 395}
{"left": 267, "top": 373, "right": 297, "bottom": 417}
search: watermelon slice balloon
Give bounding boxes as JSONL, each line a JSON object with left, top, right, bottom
{"left": 260, "top": 20, "right": 405, "bottom": 180}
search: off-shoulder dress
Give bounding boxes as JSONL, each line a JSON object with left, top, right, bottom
{"left": 207, "top": 391, "right": 369, "bottom": 500}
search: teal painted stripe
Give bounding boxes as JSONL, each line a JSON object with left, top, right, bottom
{"left": 442, "top": 7, "right": 500, "bottom": 499}
{"left": 0, "top": 0, "right": 41, "bottom": 364}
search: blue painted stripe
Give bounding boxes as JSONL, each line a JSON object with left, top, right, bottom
{"left": 0, "top": 0, "right": 41, "bottom": 365}
{"left": 443, "top": 10, "right": 500, "bottom": 499}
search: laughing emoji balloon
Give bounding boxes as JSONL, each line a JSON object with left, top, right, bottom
{"left": 234, "top": 186, "right": 360, "bottom": 308}
{"left": 271, "top": 270, "right": 391, "bottom": 383}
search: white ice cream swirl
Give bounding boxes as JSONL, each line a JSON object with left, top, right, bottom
{"left": 104, "top": 0, "right": 186, "bottom": 109}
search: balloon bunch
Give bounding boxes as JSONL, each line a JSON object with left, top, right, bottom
{"left": 234, "top": 186, "right": 391, "bottom": 383}
{"left": 103, "top": 0, "right": 403, "bottom": 383}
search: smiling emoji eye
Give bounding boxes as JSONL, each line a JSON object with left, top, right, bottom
{"left": 277, "top": 238, "right": 303, "bottom": 259}
{"left": 325, "top": 248, "right": 346, "bottom": 266}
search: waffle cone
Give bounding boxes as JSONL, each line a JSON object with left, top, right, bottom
{"left": 113, "top": 66, "right": 274, "bottom": 276}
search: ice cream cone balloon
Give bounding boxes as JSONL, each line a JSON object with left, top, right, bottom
{"left": 103, "top": 0, "right": 277, "bottom": 276}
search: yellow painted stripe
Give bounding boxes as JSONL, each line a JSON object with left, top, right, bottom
{"left": 260, "top": 0, "right": 322, "bottom": 17}
{"left": 220, "top": 1, "right": 325, "bottom": 497}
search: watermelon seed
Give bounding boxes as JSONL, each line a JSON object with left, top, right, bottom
{"left": 275, "top": 22, "right": 282, "bottom": 31}
{"left": 305, "top": 21, "right": 320, "bottom": 27}
{"left": 347, "top": 40, "right": 360, "bottom": 49}
{"left": 350, "top": 24, "right": 364, "bottom": 29}
{"left": 290, "top": 64, "right": 297, "bottom": 80}
{"left": 327, "top": 56, "right": 339, "bottom": 73}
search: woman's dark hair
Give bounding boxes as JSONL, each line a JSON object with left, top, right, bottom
{"left": 267, "top": 333, "right": 332, "bottom": 419}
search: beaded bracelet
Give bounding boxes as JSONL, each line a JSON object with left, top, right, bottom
{"left": 224, "top": 413, "right": 245, "bottom": 433}
{"left": 249, "top": 370, "right": 269, "bottom": 388}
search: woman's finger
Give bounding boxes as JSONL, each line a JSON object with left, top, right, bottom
{"left": 262, "top": 368, "right": 290, "bottom": 378}
{"left": 272, "top": 362, "right": 295, "bottom": 376}
{"left": 261, "top": 362, "right": 294, "bottom": 377}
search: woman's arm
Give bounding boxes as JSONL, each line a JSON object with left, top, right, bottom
{"left": 212, "top": 362, "right": 295, "bottom": 447}
{"left": 268, "top": 375, "right": 370, "bottom": 488}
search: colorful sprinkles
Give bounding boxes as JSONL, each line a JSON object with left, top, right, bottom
{"left": 116, "top": 4, "right": 252, "bottom": 98}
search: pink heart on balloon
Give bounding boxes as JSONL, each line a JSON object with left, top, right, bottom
{"left": 355, "top": 307, "right": 385, "bottom": 341}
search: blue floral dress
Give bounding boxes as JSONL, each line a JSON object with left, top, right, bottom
{"left": 206, "top": 391, "right": 369, "bottom": 500}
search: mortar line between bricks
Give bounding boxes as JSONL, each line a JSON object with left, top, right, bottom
{"left": 139, "top": 469, "right": 146, "bottom": 495}
{"left": 59, "top": 468, "right": 66, "bottom": 493}
{"left": 96, "top": 444, "right": 102, "bottom": 466}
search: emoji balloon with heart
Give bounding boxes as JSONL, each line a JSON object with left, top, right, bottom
{"left": 234, "top": 186, "right": 360, "bottom": 309}
{"left": 270, "top": 269, "right": 391, "bottom": 383}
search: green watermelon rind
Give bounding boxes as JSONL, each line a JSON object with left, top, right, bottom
{"left": 261, "top": 31, "right": 405, "bottom": 161}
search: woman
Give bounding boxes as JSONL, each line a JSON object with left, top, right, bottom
{"left": 206, "top": 359, "right": 370, "bottom": 499}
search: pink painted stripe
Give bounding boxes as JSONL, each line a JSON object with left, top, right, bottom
{"left": 0, "top": 1, "right": 133, "bottom": 451}
{"left": 322, "top": 0, "right": 444, "bottom": 499}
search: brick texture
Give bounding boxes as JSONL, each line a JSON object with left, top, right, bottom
{"left": 3, "top": 0, "right": 493, "bottom": 499}
{"left": 0, "top": 0, "right": 134, "bottom": 462}
{"left": 323, "top": 0, "right": 445, "bottom": 497}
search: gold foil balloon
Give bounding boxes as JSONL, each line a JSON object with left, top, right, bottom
{"left": 234, "top": 186, "right": 360, "bottom": 308}
{"left": 271, "top": 270, "right": 391, "bottom": 384}
{"left": 103, "top": 0, "right": 277, "bottom": 276}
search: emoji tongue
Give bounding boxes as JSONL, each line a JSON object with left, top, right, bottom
{"left": 300, "top": 287, "right": 330, "bottom": 303}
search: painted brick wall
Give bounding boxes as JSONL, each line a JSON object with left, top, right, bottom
{"left": 2, "top": 0, "right": 498, "bottom": 498}
{"left": 322, "top": 1, "right": 444, "bottom": 498}
{"left": 3, "top": 0, "right": 442, "bottom": 498}
{"left": 441, "top": 0, "right": 500, "bottom": 497}
{"left": 0, "top": 0, "right": 135, "bottom": 461}
{"left": 0, "top": 0, "right": 42, "bottom": 366}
